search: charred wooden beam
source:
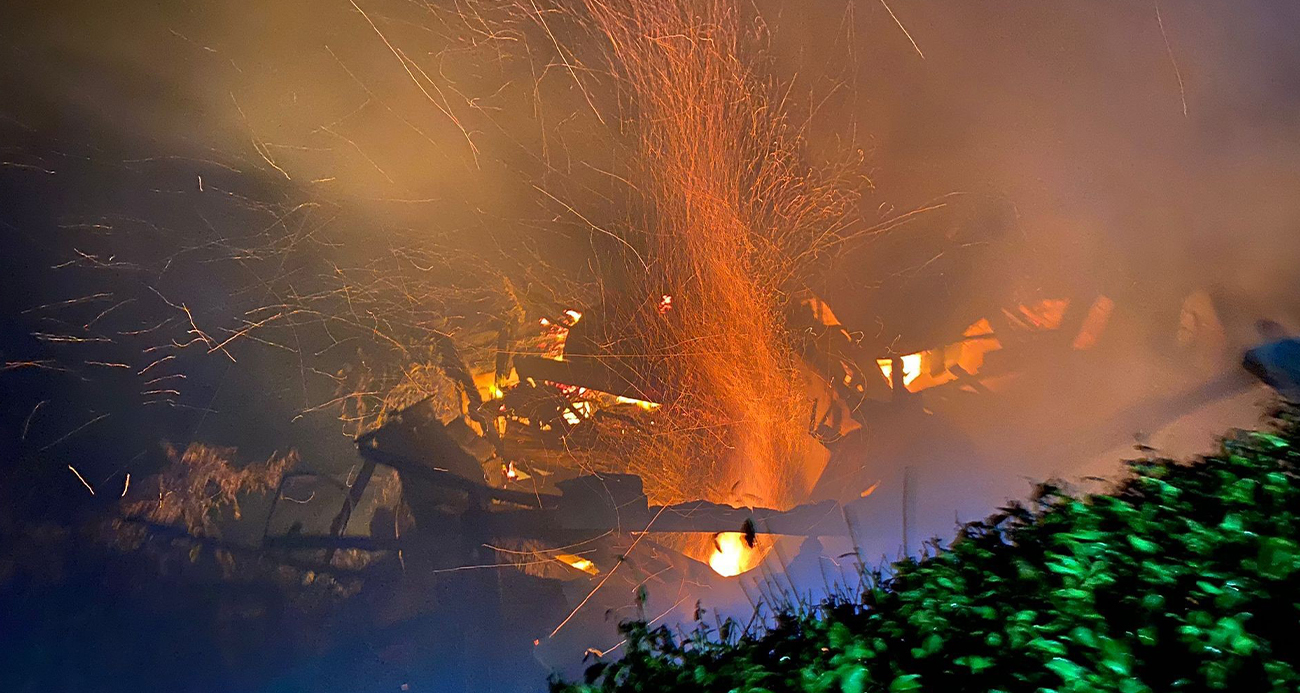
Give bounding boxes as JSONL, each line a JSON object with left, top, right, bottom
{"left": 514, "top": 354, "right": 660, "bottom": 402}
{"left": 356, "top": 443, "right": 560, "bottom": 510}
{"left": 268, "top": 494, "right": 848, "bottom": 550}
{"left": 324, "top": 458, "right": 376, "bottom": 564}
{"left": 648, "top": 499, "right": 849, "bottom": 536}
{"left": 118, "top": 516, "right": 368, "bottom": 575}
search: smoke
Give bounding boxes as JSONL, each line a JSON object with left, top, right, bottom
{"left": 7, "top": 0, "right": 1298, "bottom": 319}
{"left": 5, "top": 0, "right": 1300, "bottom": 687}
{"left": 3, "top": 0, "right": 1298, "bottom": 508}
{"left": 763, "top": 1, "right": 1300, "bottom": 325}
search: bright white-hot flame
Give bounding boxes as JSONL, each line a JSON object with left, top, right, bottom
{"left": 877, "top": 353, "right": 923, "bottom": 387}
{"left": 709, "top": 531, "right": 752, "bottom": 577}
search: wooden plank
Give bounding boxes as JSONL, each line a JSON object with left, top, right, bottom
{"left": 357, "top": 444, "right": 561, "bottom": 509}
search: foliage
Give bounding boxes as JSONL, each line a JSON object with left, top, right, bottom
{"left": 122, "top": 442, "right": 293, "bottom": 536}
{"left": 553, "top": 408, "right": 1300, "bottom": 692}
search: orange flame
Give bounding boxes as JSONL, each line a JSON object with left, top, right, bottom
{"left": 877, "top": 353, "right": 923, "bottom": 388}
{"left": 708, "top": 531, "right": 756, "bottom": 577}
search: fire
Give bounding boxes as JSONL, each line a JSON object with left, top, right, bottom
{"left": 536, "top": 308, "right": 585, "bottom": 360}
{"left": 555, "top": 553, "right": 599, "bottom": 576}
{"left": 614, "top": 395, "right": 661, "bottom": 411}
{"left": 708, "top": 531, "right": 756, "bottom": 577}
{"left": 877, "top": 353, "right": 923, "bottom": 388}
{"left": 862, "top": 296, "right": 1114, "bottom": 396}
{"left": 656, "top": 294, "right": 673, "bottom": 314}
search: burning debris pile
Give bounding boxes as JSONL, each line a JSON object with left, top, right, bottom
{"left": 227, "top": 0, "right": 880, "bottom": 594}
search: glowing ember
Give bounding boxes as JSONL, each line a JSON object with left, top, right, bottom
{"left": 708, "top": 531, "right": 755, "bottom": 577}
{"left": 656, "top": 294, "right": 673, "bottom": 314}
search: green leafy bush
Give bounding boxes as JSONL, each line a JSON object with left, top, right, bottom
{"left": 552, "top": 408, "right": 1300, "bottom": 692}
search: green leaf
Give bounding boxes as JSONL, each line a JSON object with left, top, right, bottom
{"left": 1258, "top": 537, "right": 1298, "bottom": 579}
{"left": 1045, "top": 657, "right": 1086, "bottom": 681}
{"left": 955, "top": 655, "right": 994, "bottom": 673}
{"left": 1099, "top": 638, "right": 1130, "bottom": 676}
{"left": 1253, "top": 432, "right": 1289, "bottom": 449}
{"left": 1141, "top": 593, "right": 1165, "bottom": 611}
{"left": 1128, "top": 536, "right": 1159, "bottom": 554}
{"left": 1068, "top": 626, "right": 1098, "bottom": 649}
{"left": 1119, "top": 679, "right": 1151, "bottom": 693}
{"left": 1055, "top": 588, "right": 1091, "bottom": 602}
{"left": 1012, "top": 610, "right": 1038, "bottom": 623}
{"left": 840, "top": 666, "right": 868, "bottom": 693}
{"left": 889, "top": 674, "right": 922, "bottom": 692}
{"left": 1195, "top": 580, "right": 1222, "bottom": 595}
{"left": 1028, "top": 638, "right": 1068, "bottom": 656}
{"left": 1220, "top": 514, "right": 1244, "bottom": 533}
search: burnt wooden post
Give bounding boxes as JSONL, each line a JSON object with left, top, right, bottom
{"left": 324, "top": 458, "right": 377, "bottom": 564}
{"left": 891, "top": 355, "right": 908, "bottom": 403}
